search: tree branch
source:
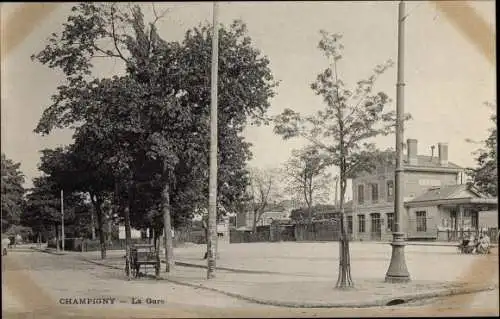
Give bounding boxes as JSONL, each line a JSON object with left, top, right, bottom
{"left": 110, "top": 4, "right": 128, "bottom": 63}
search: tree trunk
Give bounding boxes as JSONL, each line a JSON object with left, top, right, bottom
{"left": 91, "top": 194, "right": 107, "bottom": 260}
{"left": 252, "top": 209, "right": 258, "bottom": 234}
{"left": 91, "top": 210, "right": 96, "bottom": 240}
{"left": 202, "top": 218, "right": 208, "bottom": 259}
{"left": 336, "top": 176, "right": 354, "bottom": 289}
{"left": 162, "top": 183, "right": 174, "bottom": 272}
{"left": 107, "top": 215, "right": 112, "bottom": 242}
{"left": 54, "top": 222, "right": 59, "bottom": 251}
{"left": 124, "top": 197, "right": 132, "bottom": 280}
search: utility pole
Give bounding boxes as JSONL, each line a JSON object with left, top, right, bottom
{"left": 334, "top": 175, "right": 339, "bottom": 208}
{"left": 207, "top": 1, "right": 219, "bottom": 279}
{"left": 385, "top": 0, "right": 411, "bottom": 283}
{"left": 61, "top": 189, "right": 65, "bottom": 252}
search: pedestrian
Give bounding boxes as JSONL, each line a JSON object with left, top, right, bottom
{"left": 478, "top": 233, "right": 491, "bottom": 254}
{"left": 2, "top": 237, "right": 10, "bottom": 255}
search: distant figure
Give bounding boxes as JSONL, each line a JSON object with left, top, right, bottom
{"left": 2, "top": 237, "right": 10, "bottom": 255}
{"left": 478, "top": 233, "right": 491, "bottom": 254}
{"left": 8, "top": 236, "right": 15, "bottom": 248}
{"left": 467, "top": 234, "right": 476, "bottom": 253}
{"left": 15, "top": 234, "right": 22, "bottom": 246}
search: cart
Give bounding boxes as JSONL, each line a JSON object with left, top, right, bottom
{"left": 125, "top": 244, "right": 160, "bottom": 279}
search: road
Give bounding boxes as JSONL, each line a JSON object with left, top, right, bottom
{"left": 2, "top": 244, "right": 498, "bottom": 318}
{"left": 2, "top": 248, "right": 265, "bottom": 318}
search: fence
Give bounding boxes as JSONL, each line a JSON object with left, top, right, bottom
{"left": 270, "top": 224, "right": 295, "bottom": 242}
{"left": 230, "top": 226, "right": 270, "bottom": 243}
{"left": 438, "top": 228, "right": 499, "bottom": 243}
{"left": 230, "top": 221, "right": 346, "bottom": 243}
{"left": 48, "top": 238, "right": 152, "bottom": 252}
{"left": 174, "top": 228, "right": 206, "bottom": 245}
{"left": 294, "top": 220, "right": 341, "bottom": 241}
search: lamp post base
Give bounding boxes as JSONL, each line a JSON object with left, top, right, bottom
{"left": 385, "top": 232, "right": 411, "bottom": 283}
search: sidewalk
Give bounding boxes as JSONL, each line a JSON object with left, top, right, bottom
{"left": 80, "top": 254, "right": 497, "bottom": 308}
{"left": 30, "top": 242, "right": 498, "bottom": 308}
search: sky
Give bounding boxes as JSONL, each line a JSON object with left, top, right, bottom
{"left": 1, "top": 1, "right": 496, "bottom": 202}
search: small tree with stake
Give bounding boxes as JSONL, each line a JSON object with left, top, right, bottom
{"left": 274, "top": 31, "right": 411, "bottom": 289}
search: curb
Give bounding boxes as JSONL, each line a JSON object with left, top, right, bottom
{"left": 80, "top": 257, "right": 497, "bottom": 309}
{"left": 30, "top": 247, "right": 66, "bottom": 255}
{"left": 171, "top": 260, "right": 289, "bottom": 276}
{"left": 377, "top": 242, "right": 498, "bottom": 248}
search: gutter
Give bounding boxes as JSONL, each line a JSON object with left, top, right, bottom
{"left": 405, "top": 197, "right": 498, "bottom": 208}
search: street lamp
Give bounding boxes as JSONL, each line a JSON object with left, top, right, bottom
{"left": 385, "top": 0, "right": 410, "bottom": 283}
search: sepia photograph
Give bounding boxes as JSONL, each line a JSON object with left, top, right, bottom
{"left": 1, "top": 1, "right": 497, "bottom": 318}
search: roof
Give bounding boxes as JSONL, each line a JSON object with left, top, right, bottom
{"left": 406, "top": 184, "right": 498, "bottom": 209}
{"left": 404, "top": 155, "right": 462, "bottom": 169}
{"left": 410, "top": 184, "right": 484, "bottom": 202}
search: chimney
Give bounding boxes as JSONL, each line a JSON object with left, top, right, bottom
{"left": 407, "top": 139, "right": 418, "bottom": 165}
{"left": 430, "top": 145, "right": 435, "bottom": 160}
{"left": 438, "top": 142, "right": 448, "bottom": 166}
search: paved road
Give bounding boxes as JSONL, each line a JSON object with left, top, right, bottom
{"left": 2, "top": 249, "right": 266, "bottom": 318}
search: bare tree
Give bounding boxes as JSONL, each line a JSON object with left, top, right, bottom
{"left": 248, "top": 168, "right": 283, "bottom": 233}
{"left": 283, "top": 145, "right": 333, "bottom": 222}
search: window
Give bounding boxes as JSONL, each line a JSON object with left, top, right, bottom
{"left": 358, "top": 214, "right": 366, "bottom": 233}
{"left": 347, "top": 216, "right": 353, "bottom": 234}
{"left": 471, "top": 211, "right": 478, "bottom": 229}
{"left": 371, "top": 183, "right": 379, "bottom": 203}
{"left": 358, "top": 185, "right": 364, "bottom": 204}
{"left": 416, "top": 211, "right": 427, "bottom": 232}
{"left": 387, "top": 180, "right": 394, "bottom": 200}
{"left": 386, "top": 213, "right": 394, "bottom": 232}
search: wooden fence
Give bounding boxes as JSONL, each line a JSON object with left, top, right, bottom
{"left": 230, "top": 226, "right": 270, "bottom": 243}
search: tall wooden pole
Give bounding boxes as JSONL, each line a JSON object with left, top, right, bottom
{"left": 207, "top": 1, "right": 219, "bottom": 279}
{"left": 385, "top": 0, "right": 410, "bottom": 283}
{"left": 61, "top": 189, "right": 65, "bottom": 252}
{"left": 334, "top": 175, "right": 339, "bottom": 208}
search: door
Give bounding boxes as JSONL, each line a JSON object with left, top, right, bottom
{"left": 370, "top": 213, "right": 382, "bottom": 241}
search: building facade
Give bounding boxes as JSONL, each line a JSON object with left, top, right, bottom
{"left": 405, "top": 184, "right": 497, "bottom": 240}
{"left": 347, "top": 139, "right": 492, "bottom": 241}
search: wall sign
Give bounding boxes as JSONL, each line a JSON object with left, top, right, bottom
{"left": 418, "top": 179, "right": 442, "bottom": 187}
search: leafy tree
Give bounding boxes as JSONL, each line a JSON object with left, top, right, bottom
{"left": 274, "top": 31, "right": 410, "bottom": 288}
{"left": 22, "top": 172, "right": 88, "bottom": 248}
{"left": 32, "top": 3, "right": 277, "bottom": 275}
{"left": 23, "top": 176, "right": 62, "bottom": 247}
{"left": 37, "top": 144, "right": 115, "bottom": 258}
{"left": 1, "top": 153, "right": 25, "bottom": 232}
{"left": 467, "top": 103, "right": 497, "bottom": 197}
{"left": 283, "top": 145, "right": 333, "bottom": 222}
